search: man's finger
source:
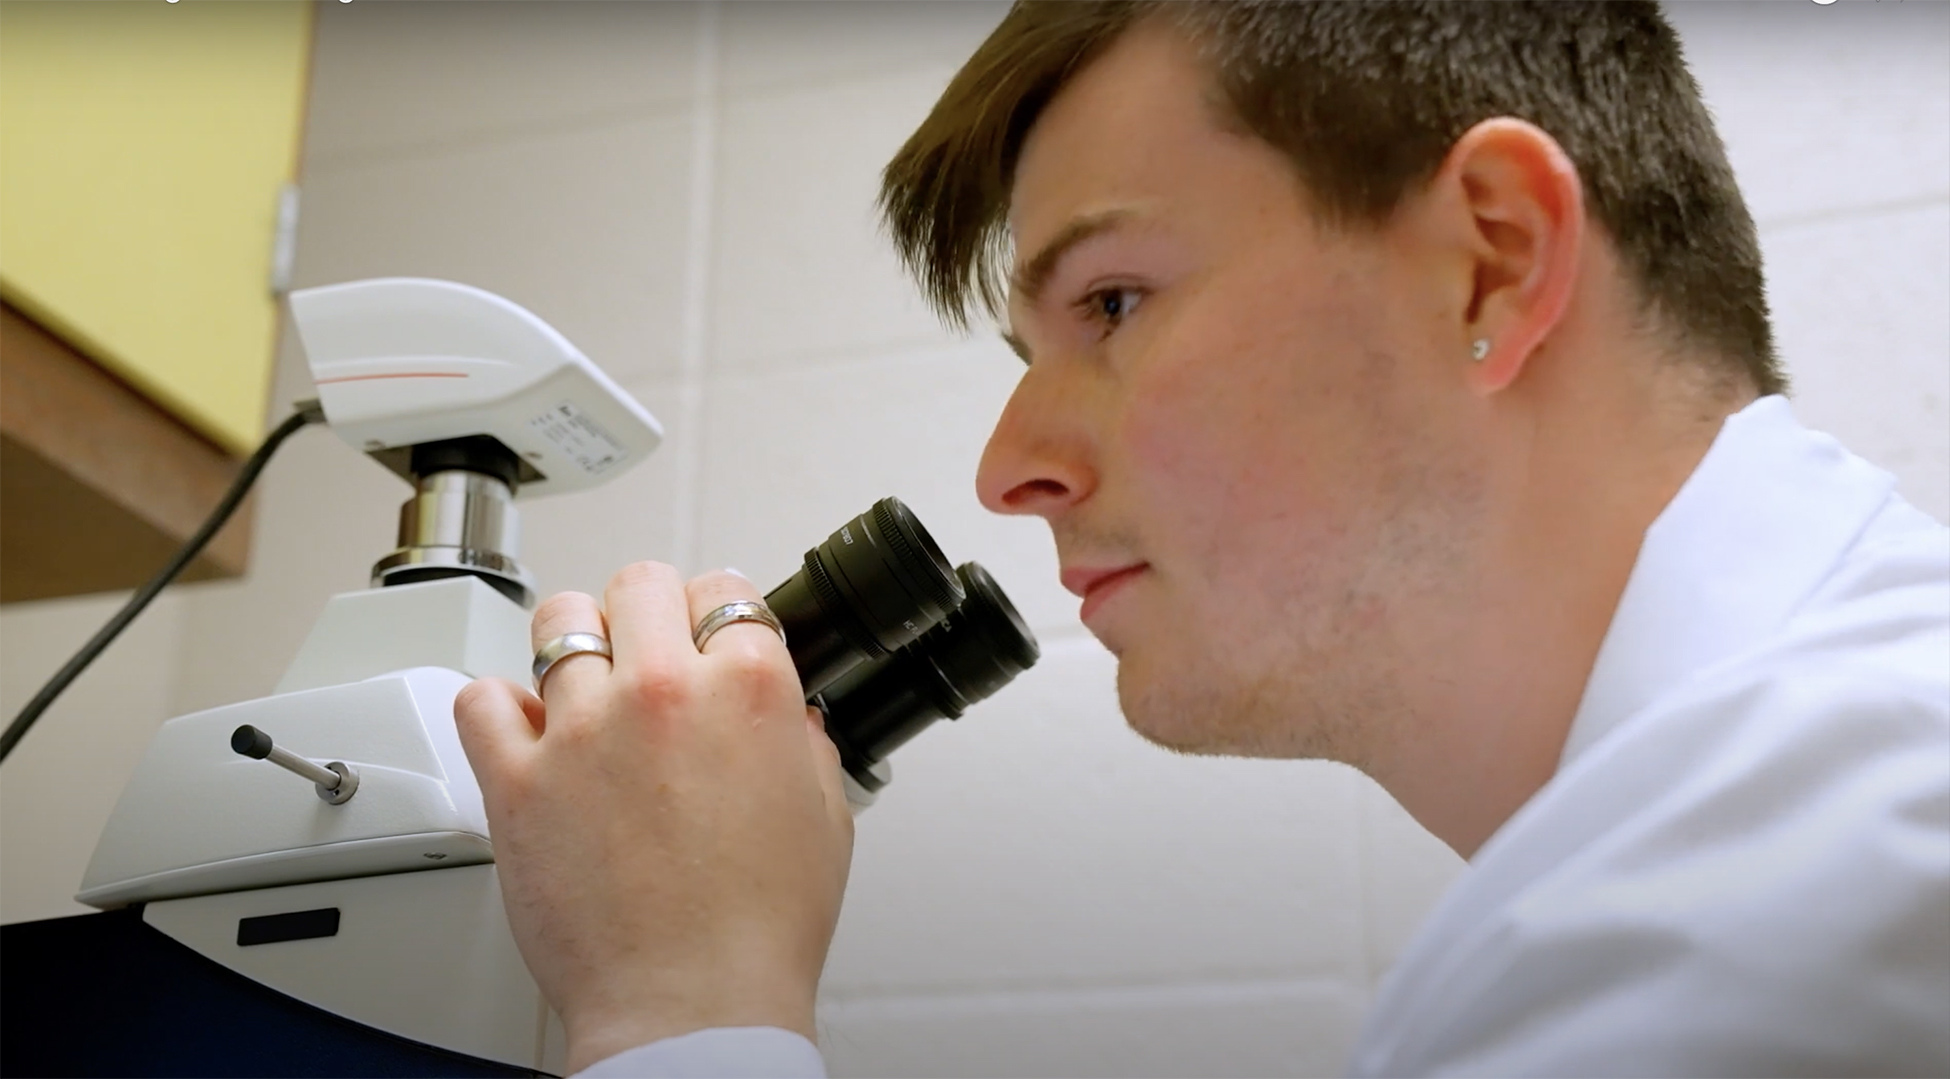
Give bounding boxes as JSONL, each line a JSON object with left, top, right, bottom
{"left": 806, "top": 707, "right": 855, "bottom": 831}
{"left": 603, "top": 561, "right": 694, "bottom": 671}
{"left": 530, "top": 591, "right": 612, "bottom": 708}
{"left": 686, "top": 570, "right": 790, "bottom": 663}
{"left": 454, "top": 677, "right": 542, "bottom": 781}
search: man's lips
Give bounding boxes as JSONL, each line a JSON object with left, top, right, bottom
{"left": 1063, "top": 563, "right": 1148, "bottom": 622}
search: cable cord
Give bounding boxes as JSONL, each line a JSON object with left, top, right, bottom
{"left": 0, "top": 401, "right": 326, "bottom": 764}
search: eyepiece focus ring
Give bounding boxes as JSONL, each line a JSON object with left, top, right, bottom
{"left": 805, "top": 548, "right": 888, "bottom": 662}
{"left": 872, "top": 498, "right": 961, "bottom": 615}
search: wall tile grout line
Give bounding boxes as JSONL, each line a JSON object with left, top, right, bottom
{"left": 718, "top": 59, "right": 976, "bottom": 113}
{"left": 1755, "top": 191, "right": 1950, "bottom": 236}
{"left": 669, "top": 1, "right": 722, "bottom": 576}
{"left": 716, "top": 331, "right": 1012, "bottom": 383}
{"left": 708, "top": 337, "right": 1015, "bottom": 391}
{"left": 300, "top": 99, "right": 701, "bottom": 180}
{"left": 818, "top": 972, "right": 1370, "bottom": 1016}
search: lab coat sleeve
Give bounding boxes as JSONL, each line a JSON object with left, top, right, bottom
{"left": 572, "top": 1027, "right": 826, "bottom": 1079}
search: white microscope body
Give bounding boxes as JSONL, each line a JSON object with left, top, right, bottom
{"left": 75, "top": 279, "right": 664, "bottom": 1074}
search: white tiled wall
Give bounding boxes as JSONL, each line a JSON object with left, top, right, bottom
{"left": 0, "top": 592, "right": 188, "bottom": 922}
{"left": 1668, "top": 0, "right": 1950, "bottom": 521}
{"left": 1, "top": 3, "right": 1943, "bottom": 1076}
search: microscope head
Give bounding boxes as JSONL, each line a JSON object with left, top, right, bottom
{"left": 289, "top": 278, "right": 663, "bottom": 606}
{"left": 289, "top": 277, "right": 662, "bottom": 498}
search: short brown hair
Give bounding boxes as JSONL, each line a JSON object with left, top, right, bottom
{"left": 880, "top": 0, "right": 1784, "bottom": 396}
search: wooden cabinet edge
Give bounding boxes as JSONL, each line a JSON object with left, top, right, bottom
{"left": 0, "top": 303, "right": 259, "bottom": 605}
{"left": 0, "top": 278, "right": 264, "bottom": 460}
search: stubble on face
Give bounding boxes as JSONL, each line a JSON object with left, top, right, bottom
{"left": 1109, "top": 338, "right": 1488, "bottom": 772}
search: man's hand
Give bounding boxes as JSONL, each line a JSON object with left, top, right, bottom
{"left": 454, "top": 564, "right": 855, "bottom": 1075}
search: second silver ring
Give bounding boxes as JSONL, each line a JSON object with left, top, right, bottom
{"left": 693, "top": 600, "right": 787, "bottom": 651}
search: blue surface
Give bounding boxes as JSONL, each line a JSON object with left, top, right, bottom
{"left": 1, "top": 907, "right": 543, "bottom": 1078}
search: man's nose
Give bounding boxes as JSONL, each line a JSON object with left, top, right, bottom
{"left": 975, "top": 368, "right": 1095, "bottom": 520}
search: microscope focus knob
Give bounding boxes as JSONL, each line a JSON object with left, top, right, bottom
{"left": 230, "top": 724, "right": 360, "bottom": 805}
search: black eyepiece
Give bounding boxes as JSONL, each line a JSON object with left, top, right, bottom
{"left": 767, "top": 497, "right": 964, "bottom": 698}
{"left": 818, "top": 562, "right": 1040, "bottom": 792}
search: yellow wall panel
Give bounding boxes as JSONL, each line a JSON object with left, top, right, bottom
{"left": 0, "top": 0, "right": 313, "bottom": 455}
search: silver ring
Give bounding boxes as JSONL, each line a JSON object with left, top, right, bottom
{"left": 692, "top": 600, "right": 787, "bottom": 651}
{"left": 533, "top": 632, "right": 613, "bottom": 692}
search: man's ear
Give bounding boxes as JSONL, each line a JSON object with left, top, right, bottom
{"left": 1439, "top": 118, "right": 1585, "bottom": 394}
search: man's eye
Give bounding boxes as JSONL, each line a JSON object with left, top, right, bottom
{"left": 1078, "top": 287, "right": 1144, "bottom": 335}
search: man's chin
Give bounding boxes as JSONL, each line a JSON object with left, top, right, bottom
{"left": 1125, "top": 717, "right": 1233, "bottom": 757}
{"left": 1115, "top": 664, "right": 1243, "bottom": 757}
{"left": 1115, "top": 655, "right": 1349, "bottom": 761}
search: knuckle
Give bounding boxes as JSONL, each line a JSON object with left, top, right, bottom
{"left": 533, "top": 591, "right": 596, "bottom": 633}
{"left": 720, "top": 645, "right": 778, "bottom": 684}
{"left": 453, "top": 678, "right": 491, "bottom": 719}
{"left": 452, "top": 678, "right": 510, "bottom": 738}
{"left": 689, "top": 568, "right": 751, "bottom": 595}
{"left": 452, "top": 682, "right": 495, "bottom": 732}
{"left": 610, "top": 560, "right": 678, "bottom": 594}
{"left": 623, "top": 663, "right": 692, "bottom": 712}
{"left": 721, "top": 646, "right": 798, "bottom": 707}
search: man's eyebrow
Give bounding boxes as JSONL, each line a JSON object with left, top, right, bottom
{"left": 1009, "top": 208, "right": 1136, "bottom": 309}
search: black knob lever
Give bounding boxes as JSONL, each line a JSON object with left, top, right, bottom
{"left": 231, "top": 724, "right": 359, "bottom": 805}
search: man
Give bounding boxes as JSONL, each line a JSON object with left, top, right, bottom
{"left": 453, "top": 2, "right": 1950, "bottom": 1075}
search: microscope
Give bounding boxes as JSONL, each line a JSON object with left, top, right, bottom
{"left": 0, "top": 279, "right": 1038, "bottom": 1078}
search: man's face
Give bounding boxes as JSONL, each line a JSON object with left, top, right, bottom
{"left": 979, "top": 23, "right": 1489, "bottom": 762}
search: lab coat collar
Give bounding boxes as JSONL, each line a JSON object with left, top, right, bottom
{"left": 1558, "top": 395, "right": 1896, "bottom": 767}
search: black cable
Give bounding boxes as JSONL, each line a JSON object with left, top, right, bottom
{"left": 0, "top": 400, "right": 326, "bottom": 763}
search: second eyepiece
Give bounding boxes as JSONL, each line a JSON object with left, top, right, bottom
{"left": 763, "top": 498, "right": 1040, "bottom": 798}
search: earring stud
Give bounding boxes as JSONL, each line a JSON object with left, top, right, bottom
{"left": 1470, "top": 338, "right": 1490, "bottom": 361}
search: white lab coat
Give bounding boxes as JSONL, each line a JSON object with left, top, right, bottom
{"left": 1351, "top": 396, "right": 1949, "bottom": 1076}
{"left": 581, "top": 397, "right": 1950, "bottom": 1078}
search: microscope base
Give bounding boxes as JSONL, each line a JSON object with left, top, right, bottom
{"left": 0, "top": 906, "right": 545, "bottom": 1078}
{"left": 145, "top": 862, "right": 562, "bottom": 1073}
